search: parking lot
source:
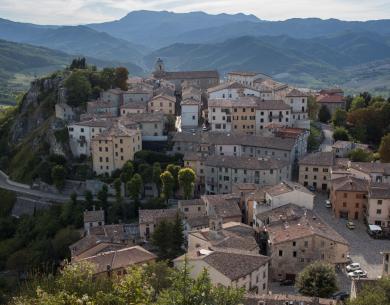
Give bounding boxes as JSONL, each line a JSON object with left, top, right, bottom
{"left": 270, "top": 192, "right": 390, "bottom": 295}
{"left": 314, "top": 192, "right": 390, "bottom": 278}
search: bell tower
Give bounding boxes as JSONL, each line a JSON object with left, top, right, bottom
{"left": 155, "top": 58, "right": 165, "bottom": 73}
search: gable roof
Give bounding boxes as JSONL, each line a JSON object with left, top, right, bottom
{"left": 299, "top": 151, "right": 335, "bottom": 167}
{"left": 331, "top": 176, "right": 369, "bottom": 192}
{"left": 286, "top": 88, "right": 309, "bottom": 97}
{"left": 138, "top": 208, "right": 177, "bottom": 224}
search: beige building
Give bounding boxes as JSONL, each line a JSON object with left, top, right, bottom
{"left": 148, "top": 94, "right": 176, "bottom": 115}
{"left": 138, "top": 208, "right": 177, "bottom": 240}
{"left": 202, "top": 193, "right": 242, "bottom": 223}
{"left": 330, "top": 176, "right": 368, "bottom": 221}
{"left": 366, "top": 186, "right": 390, "bottom": 228}
{"left": 205, "top": 155, "right": 290, "bottom": 194}
{"left": 299, "top": 152, "right": 335, "bottom": 191}
{"left": 120, "top": 102, "right": 147, "bottom": 115}
{"left": 120, "top": 112, "right": 165, "bottom": 138}
{"left": 91, "top": 125, "right": 142, "bottom": 175}
{"left": 255, "top": 204, "right": 349, "bottom": 281}
{"left": 174, "top": 250, "right": 269, "bottom": 293}
{"left": 348, "top": 162, "right": 390, "bottom": 184}
{"left": 178, "top": 198, "right": 206, "bottom": 219}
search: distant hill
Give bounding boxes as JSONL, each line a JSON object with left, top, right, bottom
{"left": 144, "top": 32, "right": 390, "bottom": 92}
{"left": 0, "top": 39, "right": 144, "bottom": 105}
{"left": 88, "top": 10, "right": 260, "bottom": 48}
{"left": 86, "top": 11, "right": 390, "bottom": 48}
{"left": 0, "top": 19, "right": 148, "bottom": 63}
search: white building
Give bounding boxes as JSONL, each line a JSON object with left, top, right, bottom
{"left": 181, "top": 98, "right": 201, "bottom": 128}
{"left": 68, "top": 119, "right": 113, "bottom": 157}
{"left": 208, "top": 82, "right": 271, "bottom": 100}
{"left": 253, "top": 181, "right": 315, "bottom": 219}
{"left": 284, "top": 89, "right": 310, "bottom": 129}
{"left": 227, "top": 71, "right": 272, "bottom": 87}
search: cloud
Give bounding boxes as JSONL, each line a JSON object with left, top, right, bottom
{"left": 0, "top": 0, "right": 388, "bottom": 24}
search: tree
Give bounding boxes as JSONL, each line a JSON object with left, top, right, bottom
{"left": 64, "top": 71, "right": 92, "bottom": 108}
{"left": 160, "top": 171, "right": 175, "bottom": 201}
{"left": 51, "top": 226, "right": 80, "bottom": 259}
{"left": 113, "top": 178, "right": 122, "bottom": 203}
{"left": 178, "top": 168, "right": 196, "bottom": 199}
{"left": 51, "top": 165, "right": 66, "bottom": 190}
{"left": 295, "top": 261, "right": 337, "bottom": 298}
{"left": 166, "top": 164, "right": 180, "bottom": 192}
{"left": 97, "top": 185, "right": 108, "bottom": 208}
{"left": 348, "top": 277, "right": 390, "bottom": 305}
{"left": 318, "top": 105, "right": 331, "bottom": 123}
{"left": 170, "top": 213, "right": 184, "bottom": 257}
{"left": 348, "top": 148, "right": 373, "bottom": 162}
{"left": 333, "top": 127, "right": 349, "bottom": 141}
{"left": 100, "top": 67, "right": 116, "bottom": 90}
{"left": 379, "top": 133, "right": 390, "bottom": 162}
{"left": 350, "top": 96, "right": 366, "bottom": 111}
{"left": 84, "top": 190, "right": 93, "bottom": 208}
{"left": 127, "top": 173, "right": 143, "bottom": 201}
{"left": 115, "top": 67, "right": 129, "bottom": 91}
{"left": 69, "top": 57, "right": 86, "bottom": 70}
{"left": 332, "top": 108, "right": 347, "bottom": 127}
{"left": 153, "top": 162, "right": 162, "bottom": 194}
{"left": 151, "top": 220, "right": 172, "bottom": 259}
{"left": 307, "top": 96, "right": 319, "bottom": 120}
{"left": 120, "top": 160, "right": 134, "bottom": 183}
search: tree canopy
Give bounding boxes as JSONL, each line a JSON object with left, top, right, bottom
{"left": 295, "top": 261, "right": 338, "bottom": 298}
{"left": 64, "top": 71, "right": 92, "bottom": 108}
{"left": 333, "top": 127, "right": 350, "bottom": 141}
{"left": 318, "top": 105, "right": 331, "bottom": 123}
{"left": 178, "top": 168, "right": 196, "bottom": 200}
{"left": 379, "top": 133, "right": 390, "bottom": 162}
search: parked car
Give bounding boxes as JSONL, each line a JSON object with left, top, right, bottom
{"left": 367, "top": 224, "right": 383, "bottom": 239}
{"left": 308, "top": 185, "right": 316, "bottom": 192}
{"left": 280, "top": 279, "right": 294, "bottom": 286}
{"left": 332, "top": 291, "right": 350, "bottom": 301}
{"left": 346, "top": 221, "right": 356, "bottom": 230}
{"left": 346, "top": 263, "right": 361, "bottom": 272}
{"left": 348, "top": 270, "right": 367, "bottom": 279}
{"left": 325, "top": 200, "right": 331, "bottom": 208}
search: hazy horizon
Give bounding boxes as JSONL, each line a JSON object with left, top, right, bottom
{"left": 0, "top": 0, "right": 389, "bottom": 25}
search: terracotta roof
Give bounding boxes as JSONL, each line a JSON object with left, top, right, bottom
{"left": 331, "top": 176, "right": 369, "bottom": 192}
{"left": 286, "top": 88, "right": 310, "bottom": 97}
{"left": 202, "top": 194, "right": 241, "bottom": 219}
{"left": 317, "top": 94, "right": 345, "bottom": 104}
{"left": 207, "top": 81, "right": 248, "bottom": 93}
{"left": 266, "top": 181, "right": 314, "bottom": 197}
{"left": 205, "top": 155, "right": 289, "bottom": 171}
{"left": 79, "top": 246, "right": 156, "bottom": 274}
{"left": 203, "top": 251, "right": 269, "bottom": 280}
{"left": 319, "top": 88, "right": 344, "bottom": 95}
{"left": 156, "top": 70, "right": 219, "bottom": 80}
{"left": 350, "top": 162, "right": 390, "bottom": 175}
{"left": 185, "top": 216, "right": 209, "bottom": 228}
{"left": 151, "top": 93, "right": 176, "bottom": 103}
{"left": 369, "top": 186, "right": 390, "bottom": 199}
{"left": 72, "top": 118, "right": 114, "bottom": 128}
{"left": 92, "top": 124, "right": 140, "bottom": 141}
{"left": 72, "top": 243, "right": 127, "bottom": 262}
{"left": 264, "top": 204, "right": 348, "bottom": 246}
{"left": 84, "top": 209, "right": 104, "bottom": 223}
{"left": 138, "top": 208, "right": 177, "bottom": 224}
{"left": 174, "top": 132, "right": 296, "bottom": 151}
{"left": 183, "top": 152, "right": 207, "bottom": 162}
{"left": 299, "top": 151, "right": 335, "bottom": 167}
{"left": 228, "top": 71, "right": 258, "bottom": 77}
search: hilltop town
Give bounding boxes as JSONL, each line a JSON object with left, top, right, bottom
{"left": 0, "top": 57, "right": 390, "bottom": 305}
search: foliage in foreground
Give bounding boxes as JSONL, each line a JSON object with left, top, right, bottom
{"left": 295, "top": 261, "right": 338, "bottom": 298}
{"left": 348, "top": 276, "right": 390, "bottom": 305}
{"left": 10, "top": 261, "right": 244, "bottom": 305}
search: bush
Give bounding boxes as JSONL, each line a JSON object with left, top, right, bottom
{"left": 333, "top": 127, "right": 349, "bottom": 141}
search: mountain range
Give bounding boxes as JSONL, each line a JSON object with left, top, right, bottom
{"left": 0, "top": 10, "right": 390, "bottom": 103}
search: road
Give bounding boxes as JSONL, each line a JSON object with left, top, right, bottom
{"left": 0, "top": 170, "right": 71, "bottom": 202}
{"left": 319, "top": 123, "right": 334, "bottom": 152}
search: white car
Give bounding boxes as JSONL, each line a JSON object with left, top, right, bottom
{"left": 348, "top": 270, "right": 367, "bottom": 279}
{"left": 325, "top": 200, "right": 331, "bottom": 208}
{"left": 346, "top": 263, "right": 361, "bottom": 272}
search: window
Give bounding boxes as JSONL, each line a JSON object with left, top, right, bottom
{"left": 313, "top": 168, "right": 318, "bottom": 172}
{"left": 292, "top": 241, "right": 296, "bottom": 246}
{"left": 323, "top": 168, "right": 328, "bottom": 172}
{"left": 356, "top": 203, "right": 359, "bottom": 208}
{"left": 378, "top": 200, "right": 383, "bottom": 205}
{"left": 293, "top": 251, "right": 297, "bottom": 257}
{"left": 304, "top": 241, "right": 308, "bottom": 247}
{"left": 279, "top": 250, "right": 283, "bottom": 256}
{"left": 377, "top": 209, "right": 382, "bottom": 215}
{"left": 343, "top": 202, "right": 347, "bottom": 207}
{"left": 344, "top": 193, "right": 348, "bottom": 198}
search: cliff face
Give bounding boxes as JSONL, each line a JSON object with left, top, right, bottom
{"left": 3, "top": 73, "right": 73, "bottom": 182}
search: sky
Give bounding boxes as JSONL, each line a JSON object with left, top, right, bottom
{"left": 0, "top": 0, "right": 389, "bottom": 25}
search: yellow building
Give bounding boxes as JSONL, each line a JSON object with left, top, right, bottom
{"left": 148, "top": 94, "right": 176, "bottom": 115}
{"left": 91, "top": 124, "right": 142, "bottom": 175}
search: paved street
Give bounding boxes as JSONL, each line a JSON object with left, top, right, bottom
{"left": 319, "top": 123, "right": 333, "bottom": 152}
{"left": 314, "top": 192, "right": 390, "bottom": 278}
